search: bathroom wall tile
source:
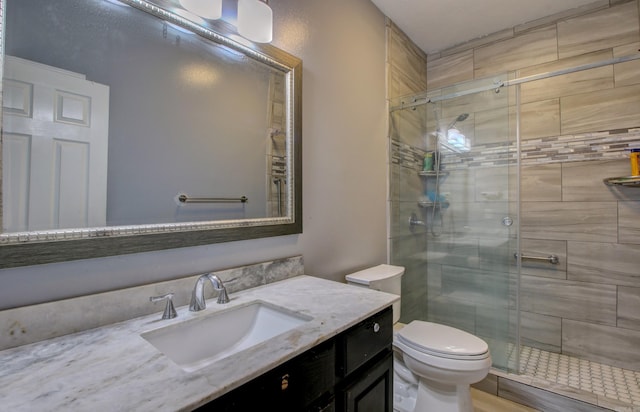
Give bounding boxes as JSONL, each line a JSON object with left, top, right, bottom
{"left": 440, "top": 265, "right": 511, "bottom": 308}
{"left": 426, "top": 263, "right": 442, "bottom": 297}
{"left": 560, "top": 80, "right": 640, "bottom": 135}
{"left": 474, "top": 26, "right": 558, "bottom": 78}
{"left": 388, "top": 21, "right": 427, "bottom": 88}
{"left": 474, "top": 105, "right": 512, "bottom": 145}
{"left": 388, "top": 64, "right": 427, "bottom": 99}
{"left": 563, "top": 319, "right": 640, "bottom": 370}
{"left": 438, "top": 28, "right": 515, "bottom": 58}
{"left": 513, "top": 0, "right": 609, "bottom": 34}
{"left": 519, "top": 238, "right": 567, "bottom": 279}
{"left": 618, "top": 286, "right": 640, "bottom": 331}
{"left": 521, "top": 164, "right": 562, "bottom": 202}
{"left": 390, "top": 200, "right": 425, "bottom": 238}
{"left": 397, "top": 164, "right": 423, "bottom": 202}
{"left": 520, "top": 98, "right": 561, "bottom": 140}
{"left": 438, "top": 167, "right": 476, "bottom": 203}
{"left": 619, "top": 201, "right": 640, "bottom": 244}
{"left": 390, "top": 107, "right": 428, "bottom": 150}
{"left": 477, "top": 237, "right": 515, "bottom": 274}
{"left": 557, "top": 1, "right": 640, "bottom": 59}
{"left": 614, "top": 42, "right": 640, "bottom": 87}
{"left": 526, "top": 379, "right": 605, "bottom": 410}
{"left": 521, "top": 202, "right": 618, "bottom": 242}
{"left": 263, "top": 256, "right": 305, "bottom": 284}
{"left": 499, "top": 378, "right": 608, "bottom": 411}
{"left": 562, "top": 159, "right": 640, "bottom": 201}
{"left": 426, "top": 49, "right": 474, "bottom": 90}
{"left": 519, "top": 50, "right": 614, "bottom": 104}
{"left": 441, "top": 87, "right": 510, "bottom": 124}
{"left": 389, "top": 233, "right": 427, "bottom": 262}
{"left": 519, "top": 311, "right": 562, "bottom": 353}
{"left": 567, "top": 241, "right": 640, "bottom": 288}
{"left": 474, "top": 166, "right": 515, "bottom": 203}
{"left": 520, "top": 275, "right": 617, "bottom": 325}
{"left": 398, "top": 259, "right": 428, "bottom": 323}
{"left": 472, "top": 373, "right": 498, "bottom": 396}
{"left": 427, "top": 294, "right": 477, "bottom": 335}
{"left": 596, "top": 396, "right": 638, "bottom": 412}
{"left": 426, "top": 235, "right": 479, "bottom": 267}
{"left": 475, "top": 301, "right": 512, "bottom": 335}
{"left": 445, "top": 200, "right": 513, "bottom": 239}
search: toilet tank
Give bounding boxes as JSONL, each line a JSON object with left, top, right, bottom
{"left": 345, "top": 264, "right": 404, "bottom": 323}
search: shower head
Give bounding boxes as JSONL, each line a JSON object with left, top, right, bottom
{"left": 447, "top": 113, "right": 469, "bottom": 129}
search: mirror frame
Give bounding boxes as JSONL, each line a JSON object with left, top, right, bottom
{"left": 0, "top": 0, "right": 302, "bottom": 269}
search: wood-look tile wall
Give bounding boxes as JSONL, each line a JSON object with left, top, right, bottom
{"left": 424, "top": 1, "right": 640, "bottom": 370}
{"left": 386, "top": 19, "right": 430, "bottom": 323}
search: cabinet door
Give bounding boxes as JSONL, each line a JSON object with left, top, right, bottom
{"left": 339, "top": 352, "right": 393, "bottom": 412}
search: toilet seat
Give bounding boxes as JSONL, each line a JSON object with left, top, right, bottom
{"left": 396, "top": 321, "right": 489, "bottom": 360}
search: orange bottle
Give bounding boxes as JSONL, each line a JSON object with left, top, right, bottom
{"left": 631, "top": 150, "right": 640, "bottom": 176}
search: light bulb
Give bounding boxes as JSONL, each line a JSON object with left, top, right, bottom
{"left": 237, "top": 0, "right": 273, "bottom": 43}
{"left": 178, "top": 0, "right": 222, "bottom": 20}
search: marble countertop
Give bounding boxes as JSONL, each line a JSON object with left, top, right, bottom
{"left": 0, "top": 276, "right": 397, "bottom": 411}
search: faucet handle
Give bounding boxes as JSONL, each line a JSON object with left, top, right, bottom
{"left": 150, "top": 293, "right": 177, "bottom": 319}
{"left": 216, "top": 287, "right": 230, "bottom": 304}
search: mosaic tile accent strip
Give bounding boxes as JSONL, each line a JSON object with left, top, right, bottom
{"left": 518, "top": 346, "right": 640, "bottom": 408}
{"left": 391, "top": 139, "right": 427, "bottom": 170}
{"left": 391, "top": 128, "right": 640, "bottom": 172}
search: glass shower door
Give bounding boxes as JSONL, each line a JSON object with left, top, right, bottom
{"left": 389, "top": 76, "right": 518, "bottom": 372}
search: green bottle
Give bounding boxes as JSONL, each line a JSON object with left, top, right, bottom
{"left": 423, "top": 152, "right": 434, "bottom": 171}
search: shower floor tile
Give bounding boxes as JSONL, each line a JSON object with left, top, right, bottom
{"left": 517, "top": 346, "right": 640, "bottom": 409}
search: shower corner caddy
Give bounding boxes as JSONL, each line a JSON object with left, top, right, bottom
{"left": 603, "top": 176, "right": 640, "bottom": 187}
{"left": 418, "top": 170, "right": 450, "bottom": 178}
{"left": 417, "top": 169, "right": 450, "bottom": 208}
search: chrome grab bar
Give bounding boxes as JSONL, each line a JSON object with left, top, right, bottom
{"left": 178, "top": 194, "right": 248, "bottom": 204}
{"left": 514, "top": 253, "right": 559, "bottom": 265}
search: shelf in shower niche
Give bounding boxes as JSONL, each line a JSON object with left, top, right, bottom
{"left": 417, "top": 200, "right": 450, "bottom": 208}
{"left": 603, "top": 176, "right": 640, "bottom": 187}
{"left": 418, "top": 170, "right": 449, "bottom": 177}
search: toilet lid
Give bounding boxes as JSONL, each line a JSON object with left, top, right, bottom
{"left": 345, "top": 264, "right": 404, "bottom": 286}
{"left": 397, "top": 321, "right": 489, "bottom": 358}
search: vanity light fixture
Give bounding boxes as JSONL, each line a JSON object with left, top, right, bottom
{"left": 237, "top": 0, "right": 273, "bottom": 43}
{"left": 179, "top": 0, "right": 223, "bottom": 20}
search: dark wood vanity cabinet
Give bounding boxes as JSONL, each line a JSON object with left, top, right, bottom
{"left": 197, "top": 306, "right": 393, "bottom": 412}
{"left": 335, "top": 307, "right": 394, "bottom": 412}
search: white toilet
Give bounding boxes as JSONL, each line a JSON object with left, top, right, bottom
{"left": 346, "top": 264, "right": 491, "bottom": 412}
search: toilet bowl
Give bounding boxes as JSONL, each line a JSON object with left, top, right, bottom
{"left": 345, "top": 265, "right": 491, "bottom": 412}
{"left": 394, "top": 320, "right": 491, "bottom": 412}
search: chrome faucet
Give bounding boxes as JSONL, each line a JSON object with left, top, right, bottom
{"left": 189, "top": 273, "right": 230, "bottom": 311}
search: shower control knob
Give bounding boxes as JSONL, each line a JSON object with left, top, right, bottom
{"left": 502, "top": 216, "right": 514, "bottom": 227}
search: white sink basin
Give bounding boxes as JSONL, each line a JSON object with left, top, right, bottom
{"left": 141, "top": 301, "right": 312, "bottom": 372}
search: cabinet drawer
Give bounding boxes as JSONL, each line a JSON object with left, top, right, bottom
{"left": 337, "top": 306, "right": 392, "bottom": 377}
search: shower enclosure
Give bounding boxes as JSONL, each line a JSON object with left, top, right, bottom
{"left": 389, "top": 74, "right": 519, "bottom": 372}
{"left": 389, "top": 52, "right": 640, "bottom": 408}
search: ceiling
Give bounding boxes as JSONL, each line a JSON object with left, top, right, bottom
{"left": 370, "top": 0, "right": 600, "bottom": 54}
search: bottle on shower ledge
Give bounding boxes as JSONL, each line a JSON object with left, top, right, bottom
{"left": 630, "top": 149, "right": 640, "bottom": 176}
{"left": 423, "top": 152, "right": 434, "bottom": 171}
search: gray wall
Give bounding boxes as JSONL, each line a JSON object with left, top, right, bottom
{"left": 0, "top": 0, "right": 388, "bottom": 309}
